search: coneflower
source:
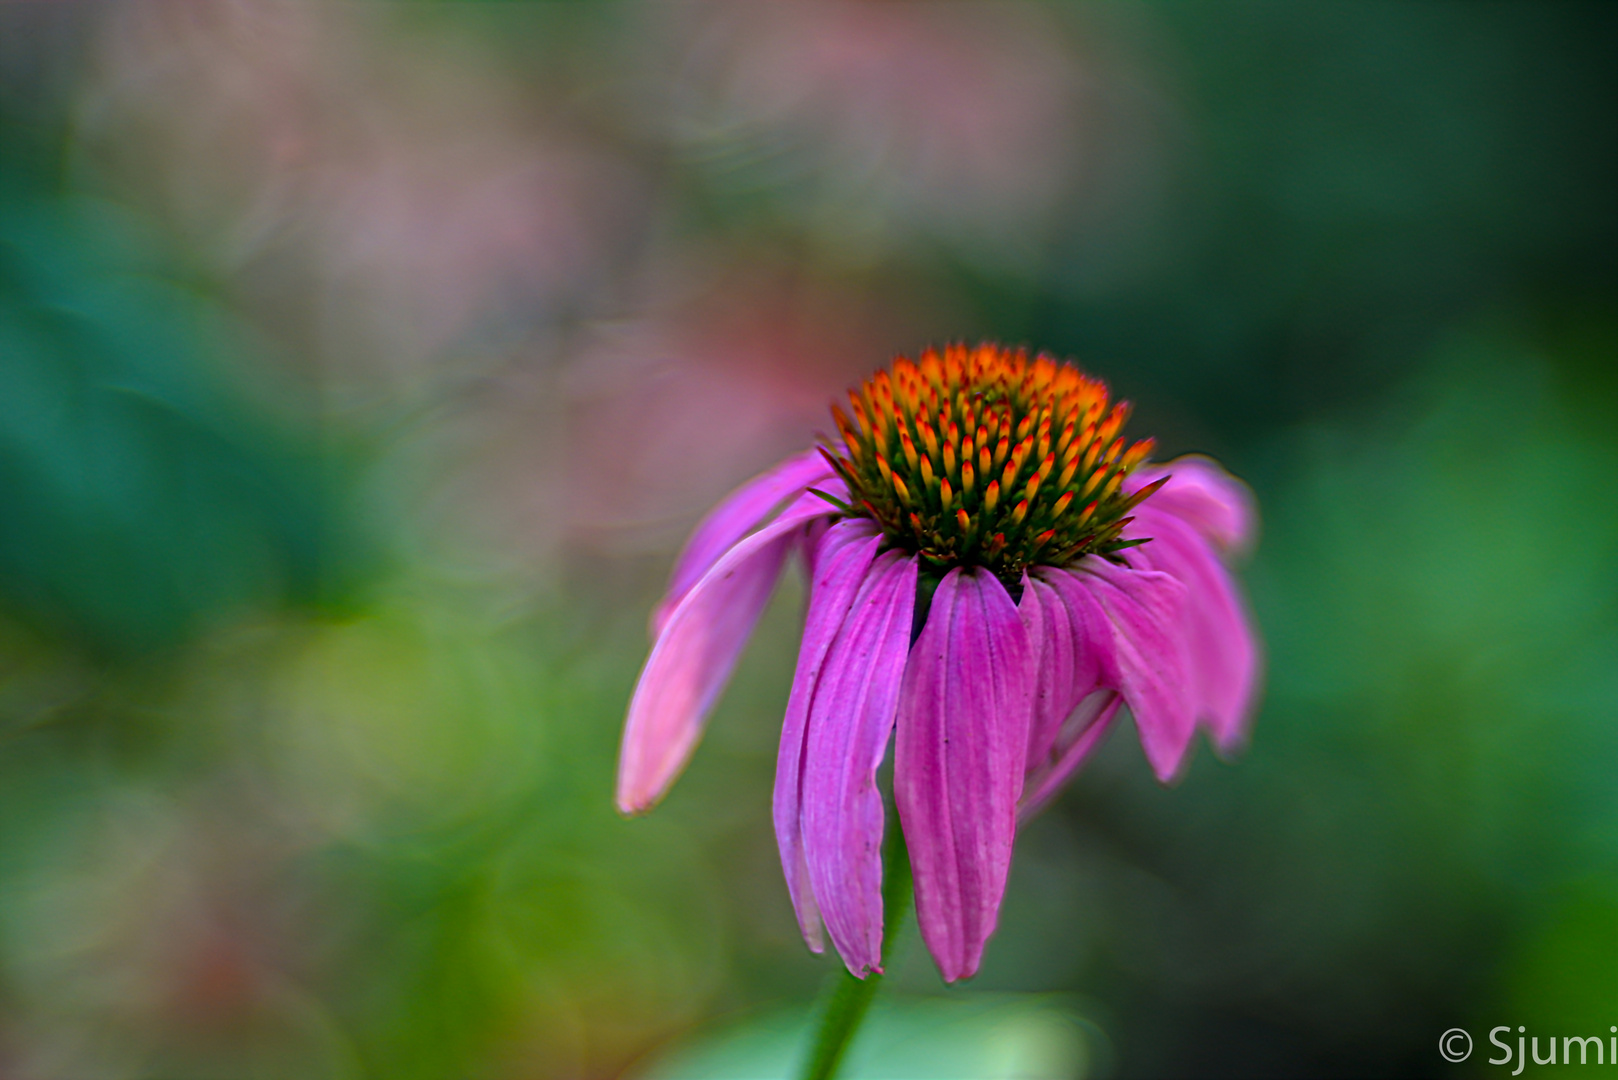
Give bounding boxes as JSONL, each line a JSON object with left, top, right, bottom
{"left": 618, "top": 342, "right": 1260, "bottom": 983}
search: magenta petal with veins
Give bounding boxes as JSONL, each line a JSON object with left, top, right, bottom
{"left": 798, "top": 549, "right": 917, "bottom": 976}
{"left": 773, "top": 517, "right": 885, "bottom": 954}
{"left": 894, "top": 567, "right": 1033, "bottom": 983}
{"left": 616, "top": 485, "right": 842, "bottom": 815}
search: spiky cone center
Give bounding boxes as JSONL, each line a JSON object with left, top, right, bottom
{"left": 822, "top": 343, "right": 1166, "bottom": 585}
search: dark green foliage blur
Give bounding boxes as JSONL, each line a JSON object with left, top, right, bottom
{"left": 0, "top": 4, "right": 1612, "bottom": 1078}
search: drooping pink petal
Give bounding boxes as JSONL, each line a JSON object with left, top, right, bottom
{"left": 1018, "top": 690, "right": 1123, "bottom": 822}
{"left": 772, "top": 518, "right": 884, "bottom": 953}
{"left": 1016, "top": 568, "right": 1127, "bottom": 820}
{"left": 653, "top": 449, "right": 837, "bottom": 636}
{"left": 1045, "top": 560, "right": 1195, "bottom": 783}
{"left": 617, "top": 490, "right": 836, "bottom": 815}
{"left": 1125, "top": 505, "right": 1261, "bottom": 754}
{"left": 799, "top": 550, "right": 917, "bottom": 977}
{"left": 1127, "top": 455, "right": 1257, "bottom": 555}
{"left": 895, "top": 567, "right": 1033, "bottom": 983}
{"left": 1018, "top": 573, "right": 1106, "bottom": 778}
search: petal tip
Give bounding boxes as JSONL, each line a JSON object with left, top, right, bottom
{"left": 1143, "top": 735, "right": 1195, "bottom": 786}
{"left": 1210, "top": 704, "right": 1260, "bottom": 760}
{"left": 613, "top": 775, "right": 662, "bottom": 817}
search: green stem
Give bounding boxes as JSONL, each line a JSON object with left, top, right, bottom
{"left": 798, "top": 828, "right": 913, "bottom": 1080}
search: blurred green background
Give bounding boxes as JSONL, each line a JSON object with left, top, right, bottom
{"left": 0, "top": 3, "right": 1613, "bottom": 1077}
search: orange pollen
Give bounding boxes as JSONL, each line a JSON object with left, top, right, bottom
{"left": 822, "top": 342, "right": 1162, "bottom": 581}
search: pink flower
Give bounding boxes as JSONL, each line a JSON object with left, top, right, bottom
{"left": 617, "top": 344, "right": 1260, "bottom": 982}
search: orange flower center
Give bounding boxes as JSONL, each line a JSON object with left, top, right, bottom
{"left": 822, "top": 342, "right": 1164, "bottom": 583}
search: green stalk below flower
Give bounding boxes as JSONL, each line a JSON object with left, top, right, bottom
{"left": 799, "top": 826, "right": 913, "bottom": 1080}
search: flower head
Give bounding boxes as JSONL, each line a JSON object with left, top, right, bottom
{"left": 618, "top": 342, "right": 1260, "bottom": 982}
{"left": 825, "top": 345, "right": 1163, "bottom": 581}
